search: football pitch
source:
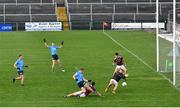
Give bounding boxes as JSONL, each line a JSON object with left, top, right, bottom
{"left": 0, "top": 30, "right": 180, "bottom": 107}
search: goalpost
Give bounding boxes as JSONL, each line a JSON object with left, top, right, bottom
{"left": 157, "top": 0, "right": 180, "bottom": 87}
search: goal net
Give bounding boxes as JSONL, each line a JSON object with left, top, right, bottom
{"left": 157, "top": 1, "right": 180, "bottom": 87}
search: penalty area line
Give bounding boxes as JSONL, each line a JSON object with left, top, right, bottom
{"left": 102, "top": 31, "right": 180, "bottom": 91}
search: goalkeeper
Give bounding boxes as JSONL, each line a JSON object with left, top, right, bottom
{"left": 43, "top": 38, "right": 65, "bottom": 72}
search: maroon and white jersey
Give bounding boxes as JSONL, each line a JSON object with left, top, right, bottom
{"left": 114, "top": 55, "right": 124, "bottom": 66}
{"left": 85, "top": 86, "right": 96, "bottom": 96}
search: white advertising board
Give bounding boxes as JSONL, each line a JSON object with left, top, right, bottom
{"left": 142, "top": 23, "right": 165, "bottom": 29}
{"left": 112, "top": 22, "right": 165, "bottom": 29}
{"left": 25, "top": 22, "right": 62, "bottom": 31}
{"left": 111, "top": 23, "right": 142, "bottom": 29}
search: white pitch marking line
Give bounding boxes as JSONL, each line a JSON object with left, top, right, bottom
{"left": 103, "top": 31, "right": 180, "bottom": 91}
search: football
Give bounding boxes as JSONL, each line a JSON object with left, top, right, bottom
{"left": 122, "top": 82, "right": 127, "bottom": 87}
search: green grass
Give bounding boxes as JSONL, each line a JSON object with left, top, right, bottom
{"left": 0, "top": 30, "right": 180, "bottom": 107}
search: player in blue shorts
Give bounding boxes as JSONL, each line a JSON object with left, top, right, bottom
{"left": 13, "top": 54, "right": 28, "bottom": 86}
{"left": 72, "top": 68, "right": 94, "bottom": 93}
{"left": 43, "top": 39, "right": 65, "bottom": 72}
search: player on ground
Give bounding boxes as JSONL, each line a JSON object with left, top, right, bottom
{"left": 72, "top": 68, "right": 94, "bottom": 94}
{"left": 13, "top": 54, "right": 28, "bottom": 86}
{"left": 66, "top": 81, "right": 101, "bottom": 97}
{"left": 43, "top": 38, "right": 65, "bottom": 72}
{"left": 105, "top": 68, "right": 126, "bottom": 94}
{"left": 113, "top": 52, "right": 128, "bottom": 76}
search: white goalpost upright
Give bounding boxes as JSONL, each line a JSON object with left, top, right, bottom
{"left": 173, "top": 0, "right": 176, "bottom": 85}
{"left": 156, "top": 0, "right": 159, "bottom": 72}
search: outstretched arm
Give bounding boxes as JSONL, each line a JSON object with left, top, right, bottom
{"left": 43, "top": 38, "right": 49, "bottom": 48}
{"left": 58, "top": 41, "right": 64, "bottom": 48}
{"left": 44, "top": 42, "right": 49, "bottom": 48}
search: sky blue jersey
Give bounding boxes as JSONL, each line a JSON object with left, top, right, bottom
{"left": 74, "top": 71, "right": 84, "bottom": 83}
{"left": 15, "top": 59, "right": 24, "bottom": 71}
{"left": 49, "top": 46, "right": 61, "bottom": 55}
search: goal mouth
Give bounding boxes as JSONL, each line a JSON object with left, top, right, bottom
{"left": 157, "top": 0, "right": 180, "bottom": 87}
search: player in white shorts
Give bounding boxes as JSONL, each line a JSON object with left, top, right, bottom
{"left": 105, "top": 66, "right": 127, "bottom": 94}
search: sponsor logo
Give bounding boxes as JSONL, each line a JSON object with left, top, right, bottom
{"left": 25, "top": 22, "right": 62, "bottom": 31}
{"left": 0, "top": 24, "right": 12, "bottom": 31}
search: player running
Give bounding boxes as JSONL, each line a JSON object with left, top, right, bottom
{"left": 105, "top": 68, "right": 126, "bottom": 94}
{"left": 43, "top": 38, "right": 65, "bottom": 72}
{"left": 66, "top": 81, "right": 101, "bottom": 97}
{"left": 13, "top": 54, "right": 28, "bottom": 86}
{"left": 113, "top": 52, "right": 128, "bottom": 76}
{"left": 72, "top": 68, "right": 94, "bottom": 94}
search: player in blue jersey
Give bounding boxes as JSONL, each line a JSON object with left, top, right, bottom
{"left": 72, "top": 68, "right": 94, "bottom": 94}
{"left": 13, "top": 54, "right": 28, "bottom": 86}
{"left": 43, "top": 38, "right": 65, "bottom": 72}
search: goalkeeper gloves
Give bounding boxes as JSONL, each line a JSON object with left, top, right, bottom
{"left": 61, "top": 41, "right": 64, "bottom": 45}
{"left": 43, "top": 38, "right": 46, "bottom": 43}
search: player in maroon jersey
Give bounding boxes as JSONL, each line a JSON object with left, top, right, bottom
{"left": 113, "top": 52, "right": 128, "bottom": 76}
{"left": 82, "top": 81, "right": 101, "bottom": 97}
{"left": 65, "top": 81, "right": 101, "bottom": 97}
{"left": 105, "top": 67, "right": 126, "bottom": 94}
